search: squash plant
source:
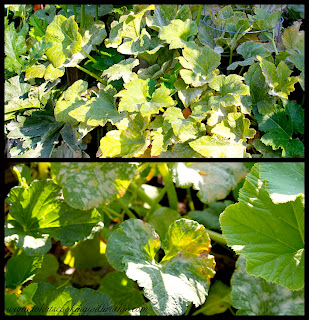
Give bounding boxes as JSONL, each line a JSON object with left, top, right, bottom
{"left": 4, "top": 162, "right": 304, "bottom": 315}
{"left": 4, "top": 4, "right": 304, "bottom": 158}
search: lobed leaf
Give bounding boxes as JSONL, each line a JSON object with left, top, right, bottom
{"left": 220, "top": 163, "right": 304, "bottom": 290}
{"left": 51, "top": 162, "right": 137, "bottom": 209}
{"left": 171, "top": 163, "right": 248, "bottom": 204}
{"left": 231, "top": 256, "right": 304, "bottom": 315}
{"left": 106, "top": 218, "right": 215, "bottom": 315}
{"left": 5, "top": 180, "right": 104, "bottom": 254}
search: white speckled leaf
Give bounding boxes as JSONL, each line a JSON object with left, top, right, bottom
{"left": 106, "top": 218, "right": 215, "bottom": 315}
{"left": 171, "top": 163, "right": 248, "bottom": 204}
{"left": 51, "top": 163, "right": 138, "bottom": 210}
{"left": 220, "top": 163, "right": 304, "bottom": 290}
{"left": 231, "top": 256, "right": 304, "bottom": 315}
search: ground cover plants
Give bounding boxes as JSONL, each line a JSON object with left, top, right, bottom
{"left": 4, "top": 162, "right": 304, "bottom": 315}
{"left": 4, "top": 4, "right": 304, "bottom": 158}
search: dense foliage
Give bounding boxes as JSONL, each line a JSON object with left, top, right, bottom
{"left": 4, "top": 4, "right": 304, "bottom": 158}
{"left": 5, "top": 162, "right": 304, "bottom": 315}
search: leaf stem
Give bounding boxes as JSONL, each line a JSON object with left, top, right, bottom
{"left": 76, "top": 65, "right": 107, "bottom": 85}
{"left": 185, "top": 302, "right": 193, "bottom": 315}
{"left": 145, "top": 186, "right": 167, "bottom": 221}
{"left": 205, "top": 228, "right": 227, "bottom": 246}
{"left": 157, "top": 163, "right": 178, "bottom": 212}
{"left": 81, "top": 49, "right": 97, "bottom": 64}
{"left": 196, "top": 5, "right": 203, "bottom": 26}
{"left": 72, "top": 5, "right": 77, "bottom": 18}
{"left": 95, "top": 5, "right": 99, "bottom": 21}
{"left": 103, "top": 206, "right": 122, "bottom": 219}
{"left": 56, "top": 274, "right": 74, "bottom": 290}
{"left": 238, "top": 65, "right": 245, "bottom": 76}
{"left": 80, "top": 5, "right": 85, "bottom": 30}
{"left": 116, "top": 198, "right": 138, "bottom": 219}
{"left": 227, "top": 47, "right": 234, "bottom": 75}
{"left": 62, "top": 5, "right": 68, "bottom": 18}
{"left": 187, "top": 188, "right": 195, "bottom": 211}
{"left": 129, "top": 182, "right": 155, "bottom": 208}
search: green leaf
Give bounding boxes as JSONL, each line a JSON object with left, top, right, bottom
{"left": 252, "top": 8, "right": 281, "bottom": 30}
{"left": 5, "top": 21, "right": 27, "bottom": 72}
{"left": 106, "top": 218, "right": 215, "bottom": 315}
{"left": 163, "top": 107, "right": 206, "bottom": 142}
{"left": 103, "top": 58, "right": 139, "bottom": 83}
{"left": 227, "top": 40, "right": 270, "bottom": 70}
{"left": 211, "top": 112, "right": 256, "bottom": 141}
{"left": 200, "top": 281, "right": 232, "bottom": 315}
{"left": 5, "top": 180, "right": 104, "bottom": 254}
{"left": 148, "top": 207, "right": 181, "bottom": 239}
{"left": 208, "top": 74, "right": 250, "bottom": 108}
{"left": 33, "top": 253, "right": 68, "bottom": 286}
{"left": 146, "top": 5, "right": 177, "bottom": 30}
{"left": 257, "top": 56, "right": 299, "bottom": 100}
{"left": 5, "top": 282, "right": 37, "bottom": 315}
{"left": 281, "top": 21, "right": 304, "bottom": 53}
{"left": 189, "top": 135, "right": 247, "bottom": 158}
{"left": 6, "top": 111, "right": 63, "bottom": 158}
{"left": 177, "top": 84, "right": 206, "bottom": 108}
{"left": 254, "top": 104, "right": 304, "bottom": 157}
{"left": 68, "top": 85, "right": 125, "bottom": 127}
{"left": 25, "top": 64, "right": 46, "bottom": 80}
{"left": 12, "top": 164, "right": 34, "bottom": 187}
{"left": 117, "top": 28, "right": 164, "bottom": 56}
{"left": 45, "top": 15, "right": 82, "bottom": 68}
{"left": 244, "top": 63, "right": 276, "bottom": 115}
{"left": 63, "top": 236, "right": 108, "bottom": 269}
{"left": 189, "top": 200, "right": 234, "bottom": 230}
{"left": 98, "top": 272, "right": 145, "bottom": 311}
{"left": 231, "top": 256, "right": 304, "bottom": 315}
{"left": 254, "top": 162, "right": 304, "bottom": 203}
{"left": 251, "top": 139, "right": 282, "bottom": 158}
{"left": 51, "top": 162, "right": 137, "bottom": 209}
{"left": 220, "top": 163, "right": 304, "bottom": 290}
{"left": 116, "top": 79, "right": 174, "bottom": 117}
{"left": 5, "top": 252, "right": 43, "bottom": 289}
{"left": 29, "top": 282, "right": 116, "bottom": 315}
{"left": 80, "top": 14, "right": 107, "bottom": 47}
{"left": 178, "top": 45, "right": 220, "bottom": 87}
{"left": 171, "top": 163, "right": 248, "bottom": 204}
{"left": 159, "top": 19, "right": 198, "bottom": 49}
{"left": 99, "top": 113, "right": 150, "bottom": 157}
{"left": 55, "top": 80, "right": 88, "bottom": 125}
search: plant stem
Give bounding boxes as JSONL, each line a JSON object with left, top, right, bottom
{"left": 72, "top": 5, "right": 77, "bottom": 17}
{"left": 157, "top": 163, "right": 178, "bottom": 212}
{"left": 76, "top": 65, "right": 107, "bottom": 85}
{"left": 116, "top": 199, "right": 138, "bottom": 219}
{"left": 145, "top": 186, "right": 166, "bottom": 221}
{"left": 62, "top": 5, "right": 68, "bottom": 18}
{"left": 238, "top": 65, "right": 245, "bottom": 76}
{"left": 227, "top": 47, "right": 234, "bottom": 75}
{"left": 129, "top": 182, "right": 156, "bottom": 208}
{"left": 187, "top": 188, "right": 195, "bottom": 211}
{"left": 103, "top": 206, "right": 122, "bottom": 219}
{"left": 185, "top": 303, "right": 192, "bottom": 316}
{"left": 56, "top": 274, "right": 73, "bottom": 290}
{"left": 196, "top": 5, "right": 203, "bottom": 26}
{"left": 204, "top": 228, "right": 227, "bottom": 246}
{"left": 81, "top": 49, "right": 97, "bottom": 64}
{"left": 80, "top": 5, "right": 85, "bottom": 30}
{"left": 95, "top": 5, "right": 99, "bottom": 21}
